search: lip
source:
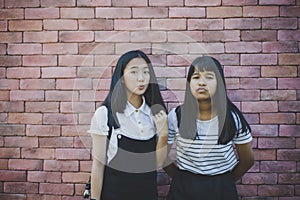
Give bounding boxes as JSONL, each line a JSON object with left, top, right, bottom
{"left": 138, "top": 85, "right": 145, "bottom": 90}
{"left": 196, "top": 88, "right": 207, "bottom": 93}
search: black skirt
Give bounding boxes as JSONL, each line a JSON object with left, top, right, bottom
{"left": 101, "top": 135, "right": 158, "bottom": 200}
{"left": 167, "top": 169, "right": 238, "bottom": 200}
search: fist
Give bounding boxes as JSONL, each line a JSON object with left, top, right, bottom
{"left": 152, "top": 110, "right": 168, "bottom": 136}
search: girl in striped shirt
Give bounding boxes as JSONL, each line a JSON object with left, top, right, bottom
{"left": 166, "top": 56, "right": 254, "bottom": 200}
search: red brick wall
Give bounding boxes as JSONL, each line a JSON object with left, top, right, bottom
{"left": 0, "top": 0, "right": 299, "bottom": 199}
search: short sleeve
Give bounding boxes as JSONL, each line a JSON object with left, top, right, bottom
{"left": 88, "top": 106, "right": 109, "bottom": 135}
{"left": 168, "top": 108, "right": 179, "bottom": 144}
{"left": 232, "top": 112, "right": 253, "bottom": 144}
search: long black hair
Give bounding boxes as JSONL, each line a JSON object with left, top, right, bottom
{"left": 178, "top": 56, "right": 251, "bottom": 144}
{"left": 102, "top": 50, "right": 166, "bottom": 128}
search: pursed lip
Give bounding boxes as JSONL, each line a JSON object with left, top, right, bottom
{"left": 138, "top": 85, "right": 145, "bottom": 90}
{"left": 196, "top": 87, "right": 207, "bottom": 92}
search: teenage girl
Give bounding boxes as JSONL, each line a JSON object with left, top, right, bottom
{"left": 166, "top": 56, "right": 254, "bottom": 200}
{"left": 88, "top": 50, "right": 168, "bottom": 200}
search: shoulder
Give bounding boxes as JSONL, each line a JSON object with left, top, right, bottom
{"left": 168, "top": 107, "right": 179, "bottom": 131}
{"left": 95, "top": 105, "right": 108, "bottom": 117}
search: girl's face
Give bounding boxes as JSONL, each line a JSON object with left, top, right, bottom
{"left": 190, "top": 68, "right": 217, "bottom": 101}
{"left": 123, "top": 57, "right": 150, "bottom": 98}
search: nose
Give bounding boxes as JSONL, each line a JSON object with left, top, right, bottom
{"left": 137, "top": 71, "right": 144, "bottom": 81}
{"left": 198, "top": 77, "right": 206, "bottom": 85}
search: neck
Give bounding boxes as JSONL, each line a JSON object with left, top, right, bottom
{"left": 127, "top": 93, "right": 143, "bottom": 108}
{"left": 197, "top": 99, "right": 216, "bottom": 120}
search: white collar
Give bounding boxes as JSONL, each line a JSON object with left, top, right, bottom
{"left": 124, "top": 96, "right": 152, "bottom": 117}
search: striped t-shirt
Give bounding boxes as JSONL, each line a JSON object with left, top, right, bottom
{"left": 168, "top": 108, "right": 252, "bottom": 175}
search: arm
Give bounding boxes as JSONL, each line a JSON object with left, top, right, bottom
{"left": 162, "top": 144, "right": 177, "bottom": 178}
{"left": 231, "top": 142, "right": 254, "bottom": 182}
{"left": 90, "top": 134, "right": 107, "bottom": 200}
{"left": 153, "top": 110, "right": 168, "bottom": 168}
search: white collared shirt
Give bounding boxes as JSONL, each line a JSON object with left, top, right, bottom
{"left": 88, "top": 97, "right": 157, "bottom": 163}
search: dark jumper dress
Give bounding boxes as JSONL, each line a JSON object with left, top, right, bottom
{"left": 101, "top": 134, "right": 158, "bottom": 200}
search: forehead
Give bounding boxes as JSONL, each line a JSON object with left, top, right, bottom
{"left": 193, "top": 67, "right": 216, "bottom": 74}
{"left": 125, "top": 57, "right": 148, "bottom": 69}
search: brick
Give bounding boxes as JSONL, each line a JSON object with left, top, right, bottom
{"left": 0, "top": 20, "right": 7, "bottom": 31}
{"left": 261, "top": 90, "right": 296, "bottom": 101}
{"left": 152, "top": 43, "right": 188, "bottom": 54}
{"left": 79, "top": 19, "right": 113, "bottom": 31}
{"left": 222, "top": 0, "right": 258, "bottom": 5}
{"left": 280, "top": 6, "right": 300, "bottom": 17}
{"left": 59, "top": 55, "right": 93, "bottom": 67}
{"left": 167, "top": 78, "right": 186, "bottom": 90}
{"left": 279, "top": 101, "right": 300, "bottom": 112}
{"left": 225, "top": 18, "right": 261, "bottom": 29}
{"left": 185, "top": 0, "right": 221, "bottom": 6}
{"left": 20, "top": 79, "right": 55, "bottom": 90}
{"left": 228, "top": 90, "right": 260, "bottom": 101}
{"left": 224, "top": 66, "right": 260, "bottom": 78}
{"left": 112, "top": 0, "right": 147, "bottom": 6}
{"left": 253, "top": 149, "right": 276, "bottom": 160}
{"left": 26, "top": 125, "right": 60, "bottom": 137}
{"left": 133, "top": 7, "right": 168, "bottom": 18}
{"left": 242, "top": 173, "right": 277, "bottom": 184}
{"left": 0, "top": 194, "right": 26, "bottom": 200}
{"left": 259, "top": 0, "right": 295, "bottom": 5}
{"left": 241, "top": 54, "right": 277, "bottom": 65}
{"left": 44, "top": 160, "right": 78, "bottom": 172}
{"left": 79, "top": 90, "right": 108, "bottom": 102}
{"left": 25, "top": 8, "right": 59, "bottom": 19}
{"left": 0, "top": 44, "right": 6, "bottom": 54}
{"left": 235, "top": 185, "right": 258, "bottom": 197}
{"left": 260, "top": 161, "right": 296, "bottom": 172}
{"left": 149, "top": 0, "right": 183, "bottom": 6}
{"left": 153, "top": 67, "right": 186, "bottom": 78}
{"left": 60, "top": 102, "right": 95, "bottom": 113}
{"left": 62, "top": 172, "right": 90, "bottom": 183}
{"left": 7, "top": 67, "right": 40, "bottom": 78}
{"left": 5, "top": 0, "right": 39, "bottom": 8}
{"left": 225, "top": 42, "right": 261, "bottom": 53}
{"left": 161, "top": 90, "right": 185, "bottom": 102}
{"left": 278, "top": 30, "right": 300, "bottom": 41}
{"left": 0, "top": 56, "right": 21, "bottom": 66}
{"left": 26, "top": 194, "right": 61, "bottom": 200}
{"left": 94, "top": 55, "right": 120, "bottom": 68}
{"left": 243, "top": 6, "right": 279, "bottom": 17}
{"left": 43, "top": 113, "right": 77, "bottom": 125}
{"left": 95, "top": 31, "right": 130, "bottom": 42}
{"left": 59, "top": 31, "right": 94, "bottom": 42}
{"left": 41, "top": 0, "right": 75, "bottom": 7}
{"left": 56, "top": 78, "right": 92, "bottom": 90}
{"left": 0, "top": 79, "right": 19, "bottom": 90}
{"left": 22, "top": 148, "right": 55, "bottom": 159}
{"left": 279, "top": 125, "right": 300, "bottom": 137}
{"left": 166, "top": 55, "right": 191, "bottom": 66}
{"left": 279, "top": 53, "right": 300, "bottom": 65}
{"left": 0, "top": 170, "right": 26, "bottom": 181}
{"left": 4, "top": 182, "right": 38, "bottom": 194}
{"left": 262, "top": 18, "right": 298, "bottom": 29}
{"left": 188, "top": 19, "right": 223, "bottom": 30}
{"left": 8, "top": 113, "right": 42, "bottom": 124}
{"left": 0, "top": 113, "right": 8, "bottom": 123}
{"left": 151, "top": 19, "right": 186, "bottom": 30}
{"left": 0, "top": 101, "right": 24, "bottom": 112}
{"left": 0, "top": 91, "right": 9, "bottom": 100}
{"left": 189, "top": 42, "right": 224, "bottom": 53}
{"left": 131, "top": 31, "right": 167, "bottom": 43}
{"left": 169, "top": 7, "right": 205, "bottom": 18}
{"left": 45, "top": 91, "right": 78, "bottom": 101}
{"left": 8, "top": 159, "right": 42, "bottom": 170}
{"left": 43, "top": 43, "right": 78, "bottom": 54}
{"left": 23, "top": 55, "right": 57, "bottom": 66}
{"left": 44, "top": 19, "right": 77, "bottom": 30}
{"left": 10, "top": 90, "right": 44, "bottom": 101}
{"left": 0, "top": 9, "right": 24, "bottom": 19}
{"left": 93, "top": 78, "right": 111, "bottom": 90}
{"left": 115, "top": 19, "right": 150, "bottom": 30}
{"left": 9, "top": 20, "right": 42, "bottom": 31}
{"left": 278, "top": 78, "right": 300, "bottom": 89}
{"left": 0, "top": 148, "right": 20, "bottom": 158}
{"left": 279, "top": 173, "right": 300, "bottom": 184}
{"left": 79, "top": 43, "right": 114, "bottom": 55}
{"left": 258, "top": 137, "right": 295, "bottom": 149}
{"left": 25, "top": 102, "right": 59, "bottom": 113}
{"left": 77, "top": 0, "right": 110, "bottom": 6}
{"left": 39, "top": 137, "right": 73, "bottom": 148}
{"left": 258, "top": 185, "right": 294, "bottom": 196}
{"left": 56, "top": 148, "right": 90, "bottom": 160}
{"left": 260, "top": 113, "right": 295, "bottom": 124}
{"left": 242, "top": 101, "right": 278, "bottom": 113}
{"left": 203, "top": 30, "right": 239, "bottom": 42}
{"left": 5, "top": 136, "right": 38, "bottom": 148}
{"left": 60, "top": 8, "right": 94, "bottom": 18}
{"left": 241, "top": 30, "right": 277, "bottom": 41}
{"left": 240, "top": 78, "right": 276, "bottom": 89}
{"left": 263, "top": 41, "right": 298, "bottom": 53}
{"left": 277, "top": 149, "right": 300, "bottom": 161}
{"left": 207, "top": 7, "right": 242, "bottom": 18}
{"left": 24, "top": 31, "right": 58, "bottom": 43}
{"left": 167, "top": 31, "right": 203, "bottom": 43}
{"left": 0, "top": 125, "right": 25, "bottom": 136}
{"left": 116, "top": 43, "right": 151, "bottom": 55}
{"left": 0, "top": 32, "right": 22, "bottom": 43}
{"left": 262, "top": 66, "right": 297, "bottom": 77}
{"left": 39, "top": 183, "right": 73, "bottom": 195}
{"left": 42, "top": 67, "right": 76, "bottom": 78}
{"left": 8, "top": 44, "right": 41, "bottom": 55}
{"left": 28, "top": 171, "right": 61, "bottom": 183}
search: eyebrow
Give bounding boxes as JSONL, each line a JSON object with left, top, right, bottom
{"left": 128, "top": 66, "right": 149, "bottom": 70}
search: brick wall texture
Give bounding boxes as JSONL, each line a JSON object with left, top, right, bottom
{"left": 0, "top": 0, "right": 299, "bottom": 199}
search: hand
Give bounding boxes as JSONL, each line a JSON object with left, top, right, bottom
{"left": 152, "top": 110, "right": 168, "bottom": 137}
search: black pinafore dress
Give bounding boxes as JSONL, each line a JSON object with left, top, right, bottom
{"left": 101, "top": 133, "right": 158, "bottom": 200}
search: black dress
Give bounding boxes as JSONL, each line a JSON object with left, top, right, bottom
{"left": 101, "top": 134, "right": 158, "bottom": 200}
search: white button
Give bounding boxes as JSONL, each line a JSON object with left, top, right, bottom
{"left": 135, "top": 110, "right": 138, "bottom": 113}
{"left": 117, "top": 134, "right": 122, "bottom": 139}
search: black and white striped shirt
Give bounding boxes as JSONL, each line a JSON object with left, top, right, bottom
{"left": 168, "top": 108, "right": 252, "bottom": 175}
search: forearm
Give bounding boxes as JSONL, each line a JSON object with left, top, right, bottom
{"left": 91, "top": 161, "right": 105, "bottom": 200}
{"left": 156, "top": 134, "right": 168, "bottom": 168}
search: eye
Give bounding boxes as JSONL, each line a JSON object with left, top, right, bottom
{"left": 206, "top": 75, "right": 214, "bottom": 79}
{"left": 144, "top": 70, "right": 149, "bottom": 74}
{"left": 130, "top": 70, "right": 137, "bottom": 74}
{"left": 192, "top": 75, "right": 199, "bottom": 79}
